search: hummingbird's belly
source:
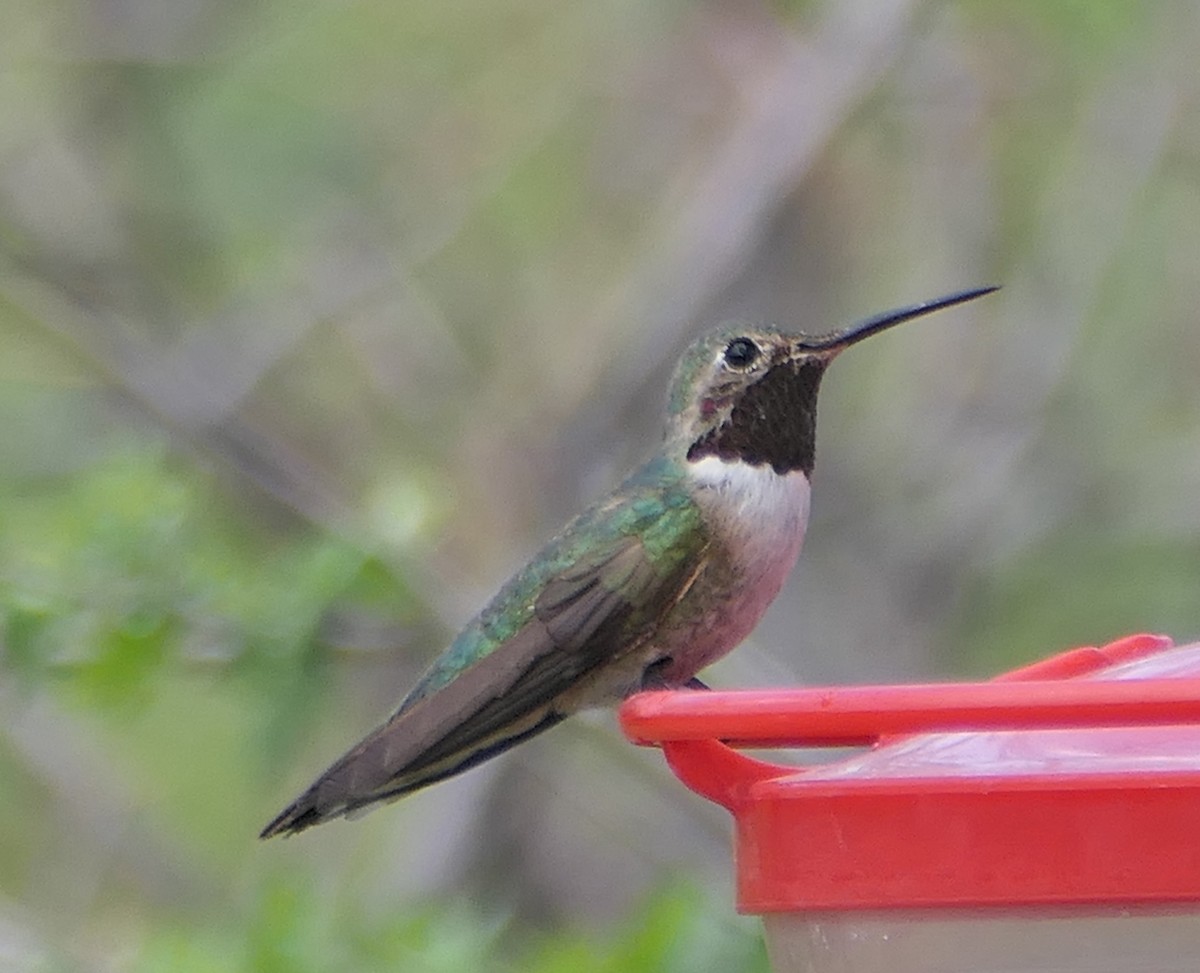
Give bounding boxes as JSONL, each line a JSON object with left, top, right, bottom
{"left": 654, "top": 458, "right": 812, "bottom": 683}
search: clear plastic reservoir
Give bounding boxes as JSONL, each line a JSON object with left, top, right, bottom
{"left": 766, "top": 906, "right": 1200, "bottom": 973}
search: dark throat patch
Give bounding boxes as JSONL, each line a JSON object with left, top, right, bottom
{"left": 686, "top": 359, "right": 826, "bottom": 475}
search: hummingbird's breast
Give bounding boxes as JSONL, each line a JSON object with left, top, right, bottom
{"left": 654, "top": 455, "right": 811, "bottom": 682}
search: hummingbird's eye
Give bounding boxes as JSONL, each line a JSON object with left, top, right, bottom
{"left": 723, "top": 337, "right": 760, "bottom": 369}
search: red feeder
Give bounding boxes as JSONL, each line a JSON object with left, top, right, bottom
{"left": 619, "top": 633, "right": 1200, "bottom": 972}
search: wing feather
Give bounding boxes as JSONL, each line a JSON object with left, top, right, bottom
{"left": 260, "top": 487, "right": 707, "bottom": 837}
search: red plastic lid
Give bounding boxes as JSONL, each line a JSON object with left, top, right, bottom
{"left": 619, "top": 634, "right": 1200, "bottom": 912}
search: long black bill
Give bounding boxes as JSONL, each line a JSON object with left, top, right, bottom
{"left": 802, "top": 285, "right": 999, "bottom": 352}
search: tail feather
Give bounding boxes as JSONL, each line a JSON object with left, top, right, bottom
{"left": 259, "top": 710, "right": 565, "bottom": 838}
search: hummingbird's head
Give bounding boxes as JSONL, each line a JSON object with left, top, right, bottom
{"left": 666, "top": 287, "right": 997, "bottom": 476}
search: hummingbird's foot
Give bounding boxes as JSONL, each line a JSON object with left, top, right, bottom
{"left": 640, "top": 658, "right": 711, "bottom": 692}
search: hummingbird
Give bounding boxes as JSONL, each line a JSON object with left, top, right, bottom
{"left": 261, "top": 286, "right": 996, "bottom": 838}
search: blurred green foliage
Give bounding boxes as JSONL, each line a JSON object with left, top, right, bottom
{"left": 3, "top": 0, "right": 1200, "bottom": 969}
{"left": 130, "top": 882, "right": 766, "bottom": 973}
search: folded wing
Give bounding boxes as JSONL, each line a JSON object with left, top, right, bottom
{"left": 261, "top": 500, "right": 706, "bottom": 837}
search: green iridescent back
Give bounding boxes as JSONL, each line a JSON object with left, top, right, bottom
{"left": 395, "top": 455, "right": 706, "bottom": 713}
